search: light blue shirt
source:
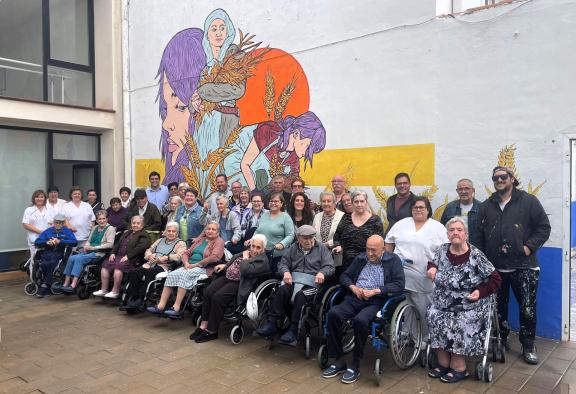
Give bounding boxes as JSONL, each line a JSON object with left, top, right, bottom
{"left": 146, "top": 185, "right": 170, "bottom": 209}
{"left": 356, "top": 261, "right": 384, "bottom": 290}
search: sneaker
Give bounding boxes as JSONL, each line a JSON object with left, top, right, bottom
{"left": 322, "top": 364, "right": 347, "bottom": 379}
{"left": 93, "top": 289, "right": 107, "bottom": 297}
{"left": 146, "top": 306, "right": 163, "bottom": 315}
{"left": 256, "top": 320, "right": 277, "bottom": 337}
{"left": 195, "top": 331, "right": 218, "bottom": 343}
{"left": 278, "top": 329, "right": 298, "bottom": 346}
{"left": 164, "top": 308, "right": 183, "bottom": 318}
{"left": 523, "top": 346, "right": 539, "bottom": 365}
{"left": 104, "top": 292, "right": 119, "bottom": 299}
{"left": 341, "top": 368, "right": 359, "bottom": 384}
{"left": 189, "top": 328, "right": 205, "bottom": 340}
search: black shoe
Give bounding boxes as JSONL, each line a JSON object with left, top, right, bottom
{"left": 36, "top": 286, "right": 50, "bottom": 298}
{"left": 189, "top": 328, "right": 205, "bottom": 340}
{"left": 523, "top": 346, "right": 539, "bottom": 365}
{"left": 195, "top": 331, "right": 218, "bottom": 343}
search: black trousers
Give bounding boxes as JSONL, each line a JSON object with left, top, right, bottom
{"left": 201, "top": 276, "right": 240, "bottom": 333}
{"left": 268, "top": 284, "right": 312, "bottom": 327}
{"left": 497, "top": 269, "right": 539, "bottom": 348}
{"left": 326, "top": 295, "right": 381, "bottom": 370}
{"left": 125, "top": 265, "right": 164, "bottom": 301}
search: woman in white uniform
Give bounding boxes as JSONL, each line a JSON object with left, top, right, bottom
{"left": 385, "top": 196, "right": 448, "bottom": 336}
{"left": 22, "top": 190, "right": 53, "bottom": 259}
{"left": 63, "top": 186, "right": 95, "bottom": 243}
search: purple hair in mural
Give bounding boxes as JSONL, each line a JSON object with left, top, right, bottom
{"left": 278, "top": 111, "right": 326, "bottom": 168}
{"left": 156, "top": 28, "right": 206, "bottom": 184}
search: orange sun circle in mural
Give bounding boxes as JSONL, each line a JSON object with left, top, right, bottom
{"left": 237, "top": 48, "right": 310, "bottom": 126}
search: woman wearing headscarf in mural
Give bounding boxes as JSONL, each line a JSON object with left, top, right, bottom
{"left": 190, "top": 9, "right": 245, "bottom": 168}
{"left": 156, "top": 28, "right": 206, "bottom": 185}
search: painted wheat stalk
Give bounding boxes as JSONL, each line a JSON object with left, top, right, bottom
{"left": 263, "top": 70, "right": 275, "bottom": 119}
{"left": 274, "top": 76, "right": 297, "bottom": 122}
{"left": 419, "top": 184, "right": 438, "bottom": 201}
{"left": 498, "top": 144, "right": 520, "bottom": 182}
{"left": 225, "top": 126, "right": 243, "bottom": 147}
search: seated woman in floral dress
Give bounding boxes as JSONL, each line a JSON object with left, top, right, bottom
{"left": 426, "top": 217, "right": 501, "bottom": 383}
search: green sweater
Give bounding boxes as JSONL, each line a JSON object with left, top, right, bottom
{"left": 255, "top": 212, "right": 295, "bottom": 252}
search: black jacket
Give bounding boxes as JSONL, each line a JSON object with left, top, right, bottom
{"left": 340, "top": 251, "right": 405, "bottom": 305}
{"left": 126, "top": 203, "right": 162, "bottom": 231}
{"left": 229, "top": 252, "right": 271, "bottom": 305}
{"left": 385, "top": 192, "right": 416, "bottom": 234}
{"left": 112, "top": 230, "right": 151, "bottom": 266}
{"left": 477, "top": 188, "right": 550, "bottom": 270}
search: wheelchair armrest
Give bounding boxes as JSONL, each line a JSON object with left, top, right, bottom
{"left": 155, "top": 271, "right": 169, "bottom": 280}
{"left": 379, "top": 293, "right": 407, "bottom": 316}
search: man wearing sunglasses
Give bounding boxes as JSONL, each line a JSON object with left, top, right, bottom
{"left": 477, "top": 166, "right": 550, "bottom": 365}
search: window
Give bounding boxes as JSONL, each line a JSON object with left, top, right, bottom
{"left": 0, "top": 129, "right": 48, "bottom": 252}
{"left": 0, "top": 0, "right": 94, "bottom": 106}
{"left": 437, "top": 0, "right": 506, "bottom": 15}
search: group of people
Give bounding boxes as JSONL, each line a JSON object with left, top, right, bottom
{"left": 22, "top": 166, "right": 551, "bottom": 385}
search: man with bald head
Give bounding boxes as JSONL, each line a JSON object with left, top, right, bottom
{"left": 331, "top": 174, "right": 348, "bottom": 211}
{"left": 322, "top": 235, "right": 405, "bottom": 384}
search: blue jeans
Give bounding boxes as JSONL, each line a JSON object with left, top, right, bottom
{"left": 63, "top": 252, "right": 98, "bottom": 278}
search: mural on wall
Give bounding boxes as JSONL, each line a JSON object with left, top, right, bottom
{"left": 154, "top": 8, "right": 325, "bottom": 200}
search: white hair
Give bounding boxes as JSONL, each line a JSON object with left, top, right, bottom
{"left": 445, "top": 216, "right": 468, "bottom": 233}
{"left": 165, "top": 221, "right": 179, "bottom": 233}
{"left": 251, "top": 233, "right": 267, "bottom": 248}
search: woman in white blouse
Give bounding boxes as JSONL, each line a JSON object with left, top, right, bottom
{"left": 63, "top": 186, "right": 95, "bottom": 243}
{"left": 385, "top": 196, "right": 448, "bottom": 336}
{"left": 22, "top": 190, "right": 53, "bottom": 259}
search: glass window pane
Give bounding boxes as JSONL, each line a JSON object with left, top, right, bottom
{"left": 52, "top": 133, "right": 98, "bottom": 161}
{"left": 47, "top": 66, "right": 93, "bottom": 107}
{"left": 49, "top": 0, "right": 90, "bottom": 65}
{"left": 0, "top": 129, "right": 48, "bottom": 252}
{"left": 0, "top": 0, "right": 43, "bottom": 100}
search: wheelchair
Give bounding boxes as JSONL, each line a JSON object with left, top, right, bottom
{"left": 75, "top": 252, "right": 111, "bottom": 299}
{"left": 24, "top": 246, "right": 73, "bottom": 296}
{"left": 257, "top": 275, "right": 344, "bottom": 358}
{"left": 422, "top": 294, "right": 504, "bottom": 383}
{"left": 225, "top": 275, "right": 278, "bottom": 345}
{"left": 371, "top": 293, "right": 424, "bottom": 385}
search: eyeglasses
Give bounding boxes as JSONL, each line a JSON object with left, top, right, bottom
{"left": 412, "top": 206, "right": 427, "bottom": 211}
{"left": 492, "top": 174, "right": 509, "bottom": 182}
{"left": 456, "top": 187, "right": 472, "bottom": 192}
{"left": 292, "top": 184, "right": 304, "bottom": 189}
{"left": 269, "top": 200, "right": 281, "bottom": 204}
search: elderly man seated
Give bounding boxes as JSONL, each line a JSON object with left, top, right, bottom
{"left": 34, "top": 213, "right": 78, "bottom": 298}
{"left": 322, "top": 235, "right": 404, "bottom": 384}
{"left": 256, "top": 225, "right": 334, "bottom": 345}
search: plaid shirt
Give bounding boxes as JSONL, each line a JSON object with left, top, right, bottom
{"left": 356, "top": 261, "right": 384, "bottom": 289}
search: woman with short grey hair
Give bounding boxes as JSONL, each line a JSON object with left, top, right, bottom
{"left": 121, "top": 221, "right": 187, "bottom": 311}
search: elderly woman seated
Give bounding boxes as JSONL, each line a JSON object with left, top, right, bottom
{"left": 58, "top": 210, "right": 116, "bottom": 293}
{"left": 190, "top": 234, "right": 270, "bottom": 343}
{"left": 93, "top": 215, "right": 151, "bottom": 299}
{"left": 121, "top": 221, "right": 187, "bottom": 310}
{"left": 426, "top": 217, "right": 501, "bottom": 383}
{"left": 200, "top": 195, "right": 241, "bottom": 251}
{"left": 146, "top": 221, "right": 225, "bottom": 318}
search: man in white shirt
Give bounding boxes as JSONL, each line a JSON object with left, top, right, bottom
{"left": 146, "top": 171, "right": 170, "bottom": 209}
{"left": 46, "top": 186, "right": 67, "bottom": 217}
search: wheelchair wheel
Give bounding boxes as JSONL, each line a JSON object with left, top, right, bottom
{"left": 475, "top": 361, "right": 493, "bottom": 382}
{"left": 24, "top": 282, "right": 37, "bottom": 296}
{"left": 77, "top": 284, "right": 90, "bottom": 300}
{"left": 195, "top": 314, "right": 202, "bottom": 328}
{"left": 317, "top": 344, "right": 328, "bottom": 369}
{"left": 230, "top": 325, "right": 244, "bottom": 345}
{"left": 304, "top": 336, "right": 311, "bottom": 359}
{"left": 389, "top": 300, "right": 422, "bottom": 370}
{"left": 492, "top": 341, "right": 506, "bottom": 363}
{"left": 374, "top": 358, "right": 382, "bottom": 386}
{"left": 342, "top": 321, "right": 355, "bottom": 353}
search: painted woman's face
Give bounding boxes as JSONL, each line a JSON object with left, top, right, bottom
{"left": 162, "top": 73, "right": 190, "bottom": 164}
{"left": 289, "top": 130, "right": 312, "bottom": 158}
{"left": 207, "top": 19, "right": 227, "bottom": 48}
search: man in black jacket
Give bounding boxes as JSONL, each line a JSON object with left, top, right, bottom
{"left": 126, "top": 189, "right": 162, "bottom": 231}
{"left": 321, "top": 235, "right": 404, "bottom": 384}
{"left": 477, "top": 166, "right": 551, "bottom": 365}
{"left": 385, "top": 172, "right": 416, "bottom": 234}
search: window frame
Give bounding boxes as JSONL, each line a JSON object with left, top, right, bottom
{"left": 42, "top": 0, "right": 95, "bottom": 107}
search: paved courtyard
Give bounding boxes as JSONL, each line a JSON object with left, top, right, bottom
{"left": 1, "top": 279, "right": 575, "bottom": 394}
